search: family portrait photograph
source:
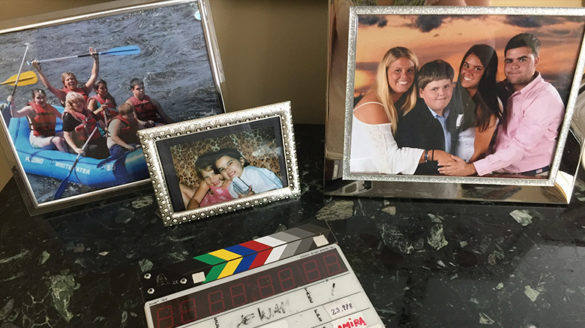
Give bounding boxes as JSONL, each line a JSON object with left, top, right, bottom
{"left": 347, "top": 8, "right": 585, "bottom": 182}
{"left": 0, "top": 0, "right": 224, "bottom": 211}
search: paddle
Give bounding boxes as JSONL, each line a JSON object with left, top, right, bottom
{"left": 54, "top": 127, "right": 99, "bottom": 200}
{"left": 9, "top": 44, "right": 31, "bottom": 97}
{"left": 1, "top": 71, "right": 38, "bottom": 87}
{"left": 32, "top": 45, "right": 141, "bottom": 64}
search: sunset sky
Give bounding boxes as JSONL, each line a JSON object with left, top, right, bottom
{"left": 353, "top": 14, "right": 585, "bottom": 102}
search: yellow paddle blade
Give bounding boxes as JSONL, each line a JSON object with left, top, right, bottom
{"left": 0, "top": 71, "right": 38, "bottom": 86}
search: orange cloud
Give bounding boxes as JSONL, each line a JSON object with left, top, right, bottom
{"left": 353, "top": 13, "right": 584, "bottom": 98}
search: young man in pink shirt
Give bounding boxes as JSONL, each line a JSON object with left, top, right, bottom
{"left": 439, "top": 33, "right": 564, "bottom": 177}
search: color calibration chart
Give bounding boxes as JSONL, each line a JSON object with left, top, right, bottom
{"left": 142, "top": 224, "right": 383, "bottom": 328}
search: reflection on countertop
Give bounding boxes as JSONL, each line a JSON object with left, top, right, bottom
{"left": 1, "top": 125, "right": 584, "bottom": 328}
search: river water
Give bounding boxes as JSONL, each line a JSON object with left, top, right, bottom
{"left": 0, "top": 1, "right": 224, "bottom": 204}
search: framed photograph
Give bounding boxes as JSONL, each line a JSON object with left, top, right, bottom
{"left": 138, "top": 101, "right": 300, "bottom": 226}
{"left": 0, "top": 0, "right": 225, "bottom": 214}
{"left": 324, "top": 4, "right": 585, "bottom": 203}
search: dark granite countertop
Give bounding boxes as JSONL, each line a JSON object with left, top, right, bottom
{"left": 1, "top": 124, "right": 584, "bottom": 328}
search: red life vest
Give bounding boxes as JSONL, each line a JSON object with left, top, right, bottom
{"left": 127, "top": 95, "right": 158, "bottom": 122}
{"left": 61, "top": 87, "right": 89, "bottom": 102}
{"left": 65, "top": 108, "right": 100, "bottom": 142}
{"left": 89, "top": 94, "right": 116, "bottom": 109}
{"left": 111, "top": 116, "right": 139, "bottom": 144}
{"left": 28, "top": 101, "right": 57, "bottom": 137}
{"left": 89, "top": 94, "right": 117, "bottom": 121}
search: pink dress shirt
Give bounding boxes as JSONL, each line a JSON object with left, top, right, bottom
{"left": 473, "top": 73, "right": 564, "bottom": 176}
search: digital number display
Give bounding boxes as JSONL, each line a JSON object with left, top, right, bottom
{"left": 149, "top": 249, "right": 347, "bottom": 328}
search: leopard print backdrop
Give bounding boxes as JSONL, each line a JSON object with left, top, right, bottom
{"left": 170, "top": 128, "right": 282, "bottom": 189}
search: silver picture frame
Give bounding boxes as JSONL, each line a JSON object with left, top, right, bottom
{"left": 324, "top": 3, "right": 585, "bottom": 204}
{"left": 0, "top": 0, "right": 225, "bottom": 214}
{"left": 138, "top": 101, "right": 300, "bottom": 226}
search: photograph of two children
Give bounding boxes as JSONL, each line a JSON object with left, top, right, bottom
{"left": 139, "top": 102, "right": 298, "bottom": 226}
{"left": 346, "top": 10, "right": 585, "bottom": 182}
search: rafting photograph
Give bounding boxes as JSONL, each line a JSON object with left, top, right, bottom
{"left": 0, "top": 0, "right": 224, "bottom": 208}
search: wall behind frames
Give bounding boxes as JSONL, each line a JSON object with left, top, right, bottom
{"left": 0, "top": 0, "right": 582, "bottom": 191}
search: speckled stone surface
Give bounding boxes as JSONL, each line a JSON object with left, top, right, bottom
{"left": 1, "top": 125, "right": 584, "bottom": 328}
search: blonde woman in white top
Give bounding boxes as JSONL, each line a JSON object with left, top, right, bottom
{"left": 350, "top": 46, "right": 451, "bottom": 174}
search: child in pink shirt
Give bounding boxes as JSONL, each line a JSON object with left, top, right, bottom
{"left": 184, "top": 151, "right": 233, "bottom": 209}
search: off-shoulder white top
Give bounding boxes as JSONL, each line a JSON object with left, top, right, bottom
{"left": 349, "top": 102, "right": 423, "bottom": 174}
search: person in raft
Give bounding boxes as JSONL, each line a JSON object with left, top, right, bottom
{"left": 213, "top": 148, "right": 283, "bottom": 198}
{"left": 62, "top": 92, "right": 109, "bottom": 159}
{"left": 88, "top": 79, "right": 118, "bottom": 126}
{"left": 106, "top": 103, "right": 150, "bottom": 158}
{"left": 8, "top": 90, "right": 67, "bottom": 152}
{"left": 183, "top": 151, "right": 234, "bottom": 210}
{"left": 32, "top": 47, "right": 99, "bottom": 105}
{"left": 124, "top": 78, "right": 171, "bottom": 125}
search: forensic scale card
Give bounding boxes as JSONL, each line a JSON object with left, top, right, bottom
{"left": 142, "top": 225, "right": 383, "bottom": 328}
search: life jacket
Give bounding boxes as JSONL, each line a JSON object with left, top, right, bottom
{"left": 127, "top": 95, "right": 158, "bottom": 122}
{"left": 61, "top": 87, "right": 89, "bottom": 103}
{"left": 28, "top": 101, "right": 57, "bottom": 137}
{"left": 65, "top": 108, "right": 100, "bottom": 142}
{"left": 111, "top": 116, "right": 139, "bottom": 144}
{"left": 90, "top": 94, "right": 116, "bottom": 109}
{"left": 90, "top": 94, "right": 117, "bottom": 121}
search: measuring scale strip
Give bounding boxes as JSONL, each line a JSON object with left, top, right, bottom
{"left": 141, "top": 224, "right": 334, "bottom": 301}
{"left": 144, "top": 244, "right": 383, "bottom": 328}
